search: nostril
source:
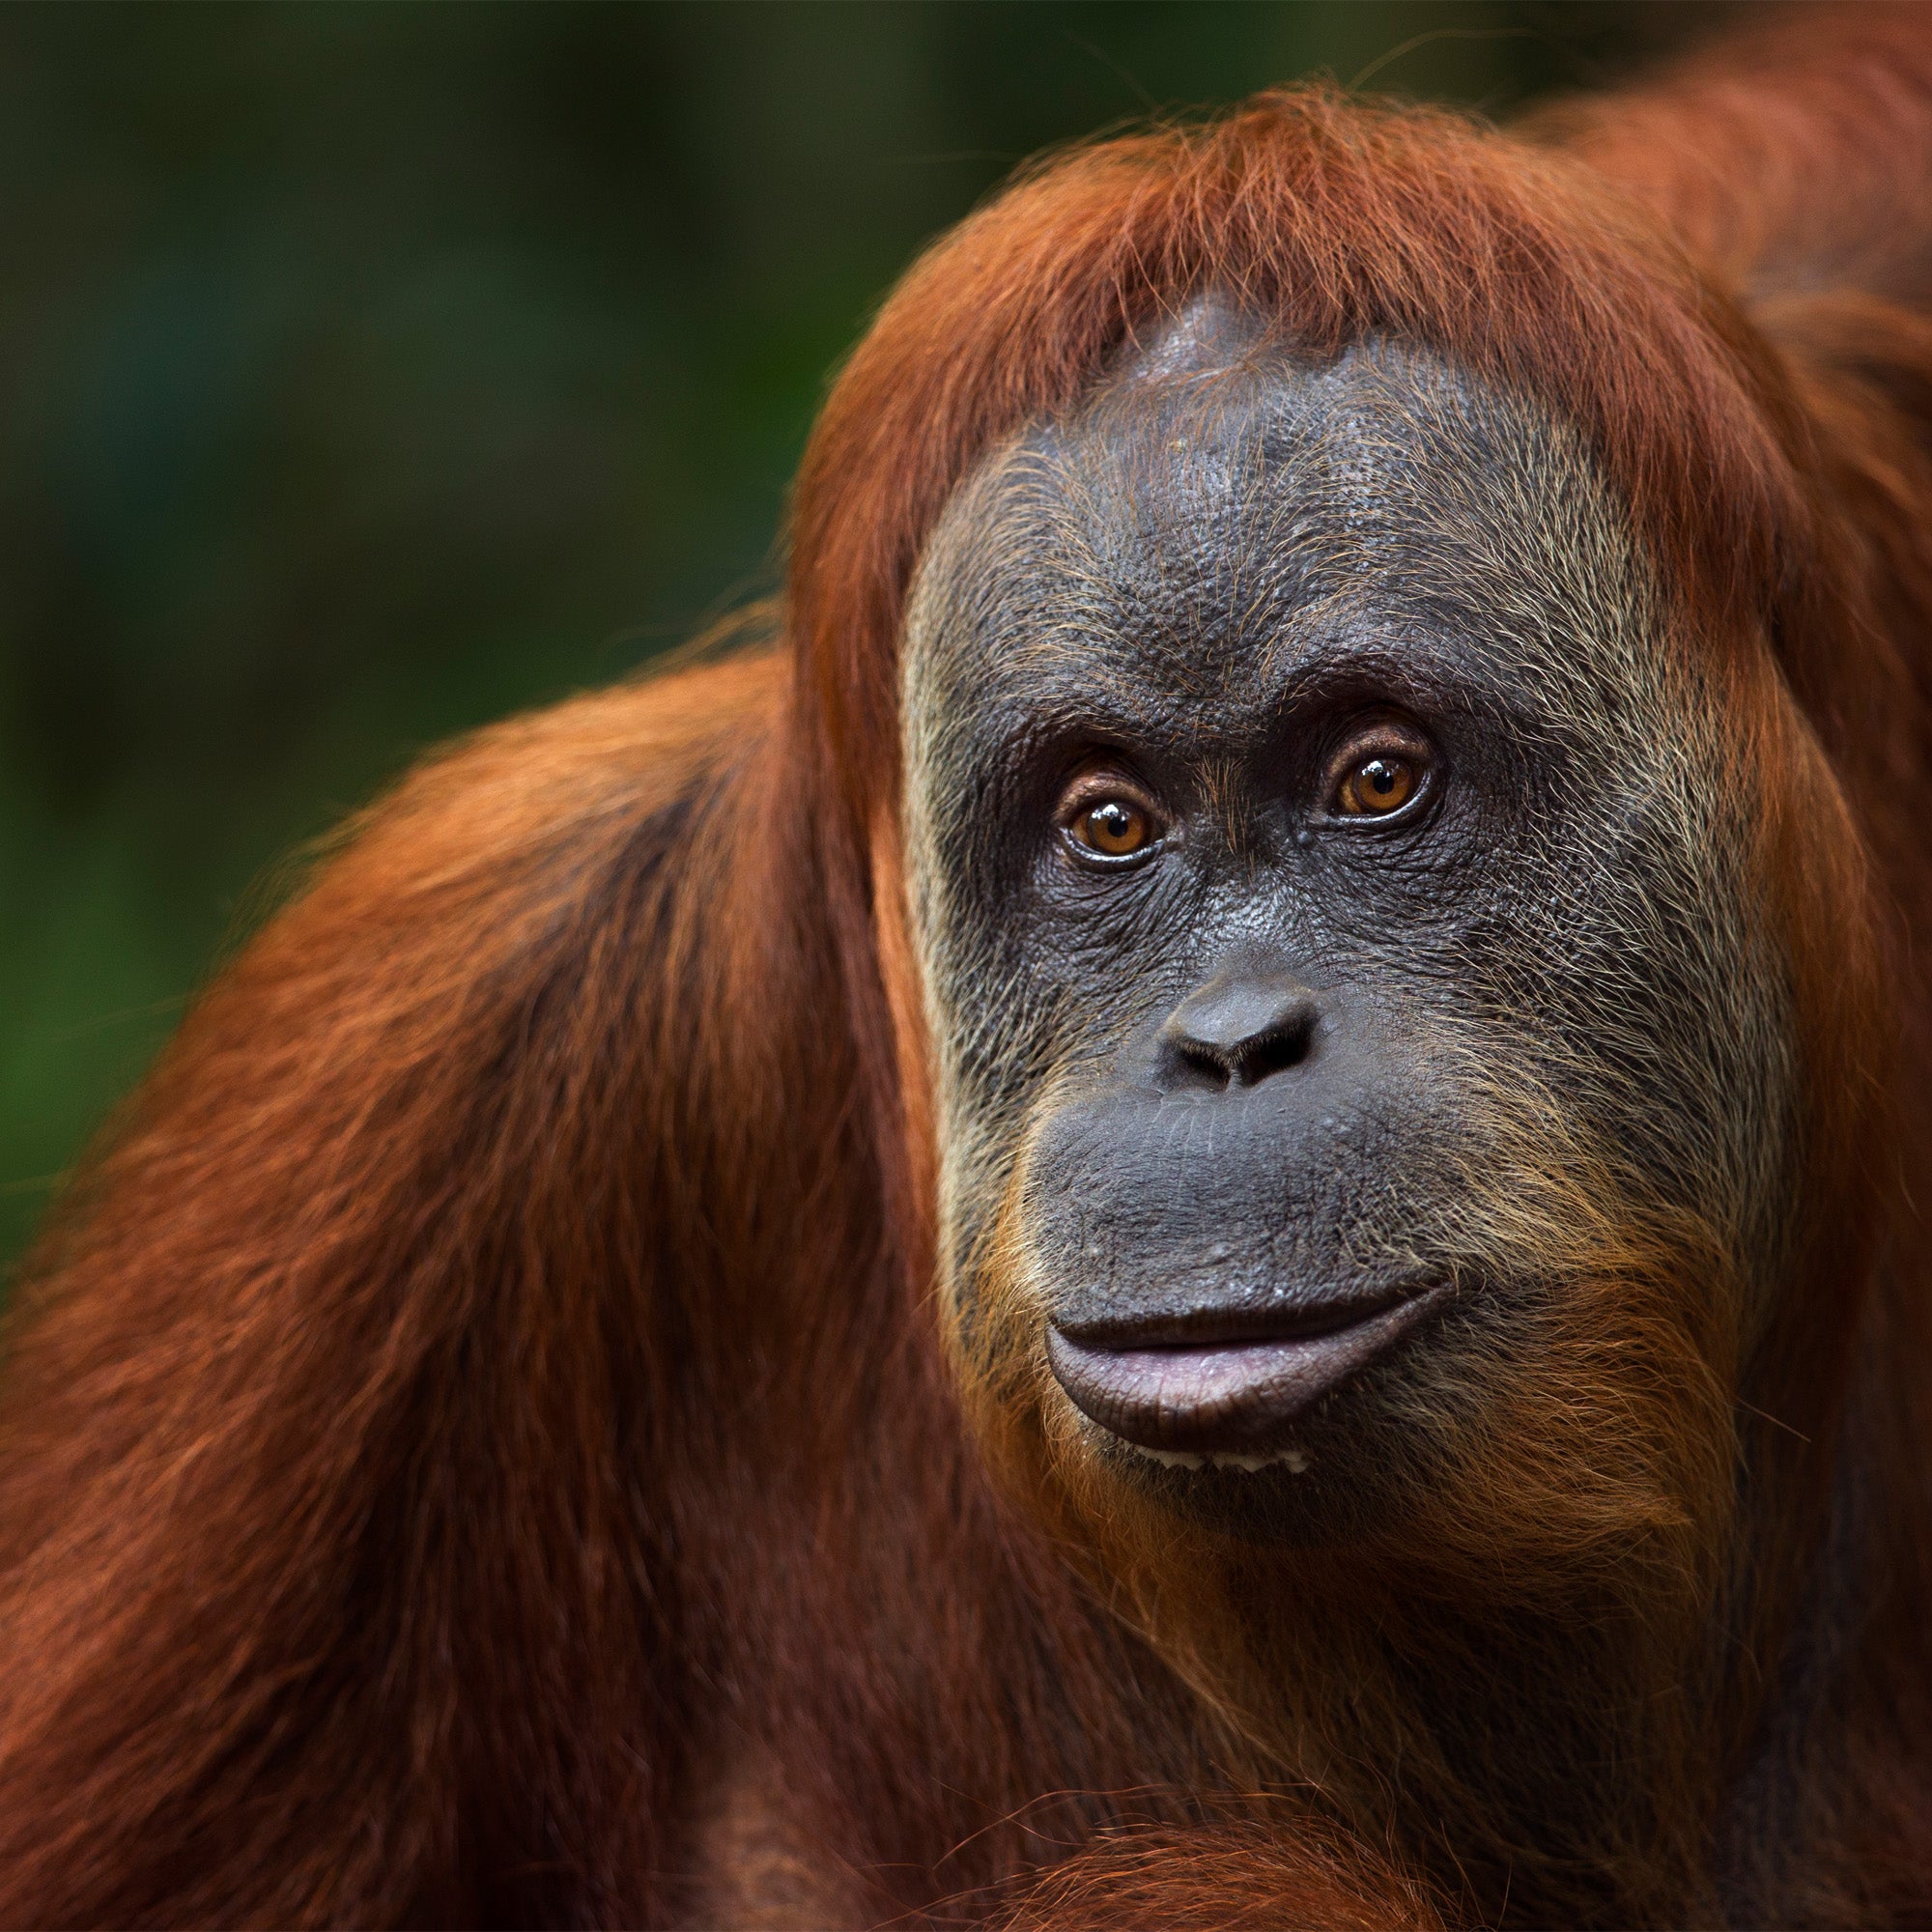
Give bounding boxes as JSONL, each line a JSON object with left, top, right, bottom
{"left": 1160, "top": 1037, "right": 1234, "bottom": 1093}
{"left": 1226, "top": 1014, "right": 1314, "bottom": 1086}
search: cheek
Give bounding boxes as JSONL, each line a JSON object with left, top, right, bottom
{"left": 1540, "top": 806, "right": 1792, "bottom": 1258}
{"left": 914, "top": 923, "right": 1059, "bottom": 1342}
{"left": 934, "top": 1115, "right": 1066, "bottom": 1467}
{"left": 912, "top": 898, "right": 1112, "bottom": 1306}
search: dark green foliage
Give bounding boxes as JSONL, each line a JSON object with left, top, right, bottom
{"left": 0, "top": 1, "right": 1720, "bottom": 1271}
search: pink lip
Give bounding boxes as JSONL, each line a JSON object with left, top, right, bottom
{"left": 1045, "top": 1284, "right": 1451, "bottom": 1455}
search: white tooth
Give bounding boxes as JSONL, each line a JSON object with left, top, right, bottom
{"left": 1122, "top": 1441, "right": 1312, "bottom": 1475}
{"left": 1203, "top": 1447, "right": 1314, "bottom": 1474}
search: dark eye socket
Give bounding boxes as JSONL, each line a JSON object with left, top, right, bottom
{"left": 1326, "top": 724, "right": 1436, "bottom": 821}
{"left": 1058, "top": 777, "right": 1167, "bottom": 865}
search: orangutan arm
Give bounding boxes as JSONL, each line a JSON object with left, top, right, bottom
{"left": 0, "top": 650, "right": 783, "bottom": 1926}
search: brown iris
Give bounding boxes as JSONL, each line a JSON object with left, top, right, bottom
{"left": 1335, "top": 752, "right": 1420, "bottom": 816}
{"left": 1069, "top": 796, "right": 1156, "bottom": 858}
{"left": 1059, "top": 788, "right": 1159, "bottom": 866}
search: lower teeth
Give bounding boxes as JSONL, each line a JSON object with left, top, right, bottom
{"left": 1130, "top": 1444, "right": 1311, "bottom": 1475}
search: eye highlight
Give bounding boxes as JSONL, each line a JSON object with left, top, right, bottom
{"left": 1058, "top": 777, "right": 1167, "bottom": 866}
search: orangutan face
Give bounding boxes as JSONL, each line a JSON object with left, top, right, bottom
{"left": 900, "top": 301, "right": 1793, "bottom": 1540}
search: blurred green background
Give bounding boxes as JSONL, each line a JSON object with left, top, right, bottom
{"left": 0, "top": 1, "right": 1726, "bottom": 1273}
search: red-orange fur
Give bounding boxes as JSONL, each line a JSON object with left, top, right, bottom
{"left": 2, "top": 10, "right": 1931, "bottom": 1925}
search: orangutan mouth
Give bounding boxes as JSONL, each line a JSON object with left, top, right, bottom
{"left": 1043, "top": 1282, "right": 1454, "bottom": 1462}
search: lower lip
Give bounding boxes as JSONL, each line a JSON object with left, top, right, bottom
{"left": 1044, "top": 1285, "right": 1451, "bottom": 1458}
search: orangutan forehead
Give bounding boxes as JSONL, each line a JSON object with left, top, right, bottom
{"left": 902, "top": 329, "right": 1667, "bottom": 728}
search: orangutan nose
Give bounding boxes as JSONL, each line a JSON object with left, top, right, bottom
{"left": 1155, "top": 969, "right": 1321, "bottom": 1093}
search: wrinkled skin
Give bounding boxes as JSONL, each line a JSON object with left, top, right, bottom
{"left": 900, "top": 300, "right": 1796, "bottom": 1542}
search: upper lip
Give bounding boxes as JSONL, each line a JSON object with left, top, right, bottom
{"left": 1044, "top": 1280, "right": 1451, "bottom": 1455}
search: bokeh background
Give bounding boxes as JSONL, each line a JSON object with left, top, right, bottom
{"left": 0, "top": 1, "right": 1731, "bottom": 1273}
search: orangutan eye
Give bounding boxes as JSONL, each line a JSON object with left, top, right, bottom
{"left": 1061, "top": 785, "right": 1165, "bottom": 864}
{"left": 1337, "top": 755, "right": 1416, "bottom": 814}
{"left": 1327, "top": 728, "right": 1435, "bottom": 820}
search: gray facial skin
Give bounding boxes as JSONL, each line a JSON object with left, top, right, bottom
{"left": 900, "top": 299, "right": 1793, "bottom": 1534}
